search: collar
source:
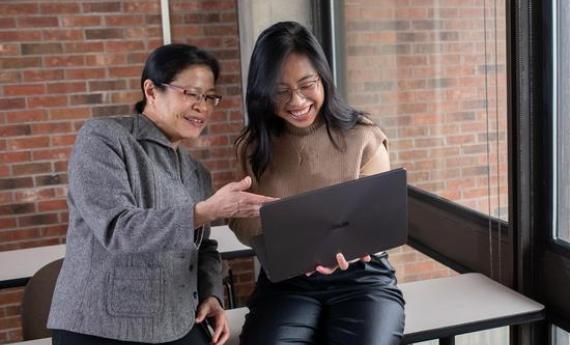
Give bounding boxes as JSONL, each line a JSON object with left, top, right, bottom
{"left": 134, "top": 114, "right": 175, "bottom": 148}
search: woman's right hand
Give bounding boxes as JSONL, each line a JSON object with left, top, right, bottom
{"left": 194, "top": 176, "right": 277, "bottom": 227}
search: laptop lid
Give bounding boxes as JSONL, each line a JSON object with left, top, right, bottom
{"left": 253, "top": 168, "right": 408, "bottom": 282}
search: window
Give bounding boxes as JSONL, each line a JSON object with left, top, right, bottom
{"left": 554, "top": 0, "right": 570, "bottom": 244}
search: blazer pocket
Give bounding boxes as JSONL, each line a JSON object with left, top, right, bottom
{"left": 107, "top": 266, "right": 163, "bottom": 317}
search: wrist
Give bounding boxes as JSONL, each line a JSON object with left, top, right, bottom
{"left": 194, "top": 201, "right": 213, "bottom": 228}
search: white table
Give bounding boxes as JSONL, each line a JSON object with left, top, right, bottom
{"left": 0, "top": 225, "right": 252, "bottom": 289}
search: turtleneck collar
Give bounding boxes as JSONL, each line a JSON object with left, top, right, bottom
{"left": 284, "top": 115, "right": 325, "bottom": 136}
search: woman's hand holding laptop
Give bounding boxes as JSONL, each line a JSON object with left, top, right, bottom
{"left": 306, "top": 252, "right": 373, "bottom": 276}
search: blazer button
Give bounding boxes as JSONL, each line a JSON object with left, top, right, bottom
{"left": 189, "top": 265, "right": 194, "bottom": 271}
{"left": 193, "top": 291, "right": 198, "bottom": 299}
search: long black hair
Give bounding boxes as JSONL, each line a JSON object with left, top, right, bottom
{"left": 236, "top": 21, "right": 368, "bottom": 181}
{"left": 134, "top": 43, "right": 220, "bottom": 114}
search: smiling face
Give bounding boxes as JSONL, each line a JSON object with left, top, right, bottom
{"left": 274, "top": 53, "right": 324, "bottom": 128}
{"left": 143, "top": 65, "right": 217, "bottom": 146}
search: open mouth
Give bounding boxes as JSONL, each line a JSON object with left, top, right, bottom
{"left": 182, "top": 115, "right": 206, "bottom": 127}
{"left": 288, "top": 105, "right": 313, "bottom": 122}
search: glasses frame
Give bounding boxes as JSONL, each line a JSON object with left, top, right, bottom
{"left": 161, "top": 83, "right": 222, "bottom": 107}
{"left": 274, "top": 75, "right": 321, "bottom": 104}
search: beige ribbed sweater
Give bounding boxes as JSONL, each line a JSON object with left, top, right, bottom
{"left": 229, "top": 117, "right": 389, "bottom": 246}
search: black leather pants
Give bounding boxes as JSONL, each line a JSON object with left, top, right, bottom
{"left": 239, "top": 253, "right": 405, "bottom": 345}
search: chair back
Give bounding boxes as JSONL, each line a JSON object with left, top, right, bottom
{"left": 21, "top": 258, "right": 63, "bottom": 340}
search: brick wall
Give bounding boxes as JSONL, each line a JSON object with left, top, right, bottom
{"left": 344, "top": 0, "right": 507, "bottom": 282}
{"left": 0, "top": 1, "right": 247, "bottom": 343}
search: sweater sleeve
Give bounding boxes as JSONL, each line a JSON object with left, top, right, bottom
{"left": 67, "top": 121, "right": 195, "bottom": 255}
{"left": 228, "top": 141, "right": 263, "bottom": 247}
{"left": 360, "top": 124, "right": 391, "bottom": 177}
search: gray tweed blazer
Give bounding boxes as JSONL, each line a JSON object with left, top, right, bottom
{"left": 47, "top": 114, "right": 223, "bottom": 343}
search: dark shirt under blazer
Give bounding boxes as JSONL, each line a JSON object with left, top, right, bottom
{"left": 47, "top": 115, "right": 223, "bottom": 343}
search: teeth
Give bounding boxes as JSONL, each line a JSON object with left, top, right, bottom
{"left": 185, "top": 116, "right": 204, "bottom": 125}
{"left": 289, "top": 106, "right": 311, "bottom": 119}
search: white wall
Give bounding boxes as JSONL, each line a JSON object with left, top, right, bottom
{"left": 237, "top": 0, "right": 313, "bottom": 118}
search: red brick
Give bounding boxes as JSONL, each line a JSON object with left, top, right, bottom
{"left": 54, "top": 161, "right": 68, "bottom": 173}
{"left": 89, "top": 80, "right": 127, "bottom": 91}
{"left": 104, "top": 15, "right": 145, "bottom": 26}
{"left": 0, "top": 99, "right": 25, "bottom": 111}
{"left": 18, "top": 213, "right": 59, "bottom": 227}
{"left": 51, "top": 134, "right": 77, "bottom": 147}
{"left": 42, "top": 224, "right": 68, "bottom": 237}
{"left": 104, "top": 41, "right": 145, "bottom": 52}
{"left": 65, "top": 68, "right": 106, "bottom": 79}
{"left": 0, "top": 71, "right": 21, "bottom": 83}
{"left": 0, "top": 202, "right": 35, "bottom": 215}
{"left": 44, "top": 55, "right": 85, "bottom": 67}
{"left": 92, "top": 105, "right": 130, "bottom": 117}
{"left": 31, "top": 148, "right": 72, "bottom": 161}
{"left": 5, "top": 110, "right": 47, "bottom": 123}
{"left": 60, "top": 15, "right": 102, "bottom": 27}
{"left": 0, "top": 124, "right": 31, "bottom": 137}
{"left": 28, "top": 96, "right": 68, "bottom": 109}
{"left": 12, "top": 162, "right": 53, "bottom": 176}
{"left": 85, "top": 28, "right": 124, "bottom": 40}
{"left": 38, "top": 200, "right": 67, "bottom": 213}
{"left": 22, "top": 69, "right": 64, "bottom": 82}
{"left": 0, "top": 152, "right": 31, "bottom": 164}
{"left": 49, "top": 107, "right": 91, "bottom": 120}
{"left": 6, "top": 137, "right": 50, "bottom": 150}
{"left": 43, "top": 29, "right": 84, "bottom": 41}
{"left": 70, "top": 93, "right": 103, "bottom": 105}
{"left": 0, "top": 218, "right": 17, "bottom": 229}
{"left": 46, "top": 82, "right": 87, "bottom": 94}
{"left": 0, "top": 17, "right": 15, "bottom": 29}
{"left": 17, "top": 16, "right": 59, "bottom": 28}
{"left": 0, "top": 43, "right": 20, "bottom": 56}
{"left": 124, "top": 2, "right": 161, "bottom": 12}
{"left": 108, "top": 66, "right": 142, "bottom": 78}
{"left": 40, "top": 2, "right": 80, "bottom": 14}
{"left": 63, "top": 41, "right": 104, "bottom": 53}
{"left": 30, "top": 122, "right": 72, "bottom": 134}
{"left": 14, "top": 188, "right": 56, "bottom": 203}
{"left": 83, "top": 2, "right": 122, "bottom": 13}
{"left": 85, "top": 53, "right": 127, "bottom": 66}
{"left": 0, "top": 57, "right": 42, "bottom": 69}
{"left": 0, "top": 177, "right": 33, "bottom": 191}
{"left": 0, "top": 3, "right": 39, "bottom": 15}
{"left": 3, "top": 84, "right": 46, "bottom": 96}
{"left": 0, "top": 31, "right": 42, "bottom": 42}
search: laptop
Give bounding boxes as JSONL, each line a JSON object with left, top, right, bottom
{"left": 251, "top": 168, "right": 408, "bottom": 282}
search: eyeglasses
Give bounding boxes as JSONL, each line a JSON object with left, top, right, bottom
{"left": 273, "top": 76, "right": 320, "bottom": 103}
{"left": 161, "top": 83, "right": 222, "bottom": 107}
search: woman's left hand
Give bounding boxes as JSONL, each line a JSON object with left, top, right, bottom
{"left": 196, "top": 296, "right": 230, "bottom": 345}
{"left": 306, "top": 253, "right": 372, "bottom": 276}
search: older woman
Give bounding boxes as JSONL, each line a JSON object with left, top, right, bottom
{"left": 48, "top": 44, "right": 274, "bottom": 345}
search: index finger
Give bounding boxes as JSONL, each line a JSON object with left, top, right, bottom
{"left": 241, "top": 192, "right": 278, "bottom": 204}
{"left": 211, "top": 313, "right": 225, "bottom": 344}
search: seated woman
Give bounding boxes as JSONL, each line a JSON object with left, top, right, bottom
{"left": 229, "top": 21, "right": 406, "bottom": 345}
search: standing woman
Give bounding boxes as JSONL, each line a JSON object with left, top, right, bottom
{"left": 48, "top": 44, "right": 273, "bottom": 345}
{"left": 230, "top": 22, "right": 405, "bottom": 345}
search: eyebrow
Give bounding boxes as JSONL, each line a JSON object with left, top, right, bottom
{"left": 177, "top": 85, "right": 217, "bottom": 93}
{"left": 277, "top": 74, "right": 319, "bottom": 86}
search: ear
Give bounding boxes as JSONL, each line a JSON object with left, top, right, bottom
{"left": 143, "top": 79, "right": 157, "bottom": 105}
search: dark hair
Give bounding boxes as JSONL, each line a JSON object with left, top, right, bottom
{"left": 236, "top": 21, "right": 368, "bottom": 180}
{"left": 134, "top": 43, "right": 220, "bottom": 114}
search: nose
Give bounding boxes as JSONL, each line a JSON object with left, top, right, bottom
{"left": 288, "top": 89, "right": 306, "bottom": 105}
{"left": 191, "top": 97, "right": 208, "bottom": 113}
